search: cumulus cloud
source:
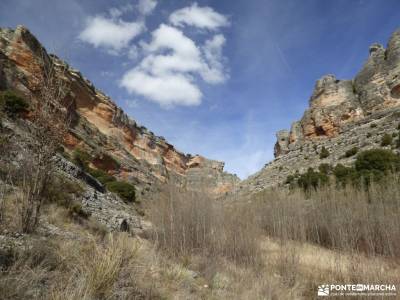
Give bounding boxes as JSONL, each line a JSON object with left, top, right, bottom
{"left": 121, "top": 70, "right": 202, "bottom": 106}
{"left": 169, "top": 2, "right": 229, "bottom": 30}
{"left": 78, "top": 16, "right": 144, "bottom": 53}
{"left": 120, "top": 24, "right": 203, "bottom": 107}
{"left": 121, "top": 21, "right": 230, "bottom": 107}
{"left": 200, "top": 34, "right": 228, "bottom": 84}
{"left": 138, "top": 0, "right": 157, "bottom": 16}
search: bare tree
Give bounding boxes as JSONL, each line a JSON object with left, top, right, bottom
{"left": 14, "top": 50, "right": 72, "bottom": 232}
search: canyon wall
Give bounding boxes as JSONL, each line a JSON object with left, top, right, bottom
{"left": 0, "top": 26, "right": 239, "bottom": 198}
{"left": 238, "top": 28, "right": 400, "bottom": 195}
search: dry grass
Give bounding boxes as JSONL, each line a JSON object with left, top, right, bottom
{"left": 252, "top": 174, "right": 400, "bottom": 258}
{"left": 1, "top": 174, "right": 400, "bottom": 299}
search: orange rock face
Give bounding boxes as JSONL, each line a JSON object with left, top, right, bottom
{"left": 0, "top": 26, "right": 239, "bottom": 197}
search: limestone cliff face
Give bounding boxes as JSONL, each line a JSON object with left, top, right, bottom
{"left": 239, "top": 28, "right": 400, "bottom": 195}
{"left": 274, "top": 29, "right": 400, "bottom": 158}
{"left": 0, "top": 26, "right": 239, "bottom": 197}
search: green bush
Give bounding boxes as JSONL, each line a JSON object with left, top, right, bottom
{"left": 333, "top": 164, "right": 358, "bottom": 186}
{"left": 381, "top": 134, "right": 393, "bottom": 146}
{"left": 285, "top": 174, "right": 295, "bottom": 185}
{"left": 344, "top": 147, "right": 358, "bottom": 158}
{"left": 0, "top": 91, "right": 29, "bottom": 117}
{"left": 319, "top": 146, "right": 330, "bottom": 159}
{"left": 318, "top": 163, "right": 332, "bottom": 175}
{"left": 370, "top": 123, "right": 377, "bottom": 128}
{"left": 355, "top": 149, "right": 400, "bottom": 173}
{"left": 43, "top": 175, "right": 90, "bottom": 219}
{"left": 72, "top": 148, "right": 92, "bottom": 170}
{"left": 297, "top": 168, "right": 328, "bottom": 192}
{"left": 106, "top": 181, "right": 136, "bottom": 203}
{"left": 87, "top": 168, "right": 116, "bottom": 184}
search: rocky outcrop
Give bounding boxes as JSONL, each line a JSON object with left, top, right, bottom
{"left": 271, "top": 29, "right": 400, "bottom": 157}
{"left": 238, "top": 28, "right": 400, "bottom": 195}
{"left": 0, "top": 26, "right": 239, "bottom": 198}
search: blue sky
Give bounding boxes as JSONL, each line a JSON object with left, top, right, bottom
{"left": 1, "top": 0, "right": 400, "bottom": 178}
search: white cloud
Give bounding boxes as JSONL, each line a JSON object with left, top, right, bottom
{"left": 121, "top": 70, "right": 202, "bottom": 107}
{"left": 79, "top": 16, "right": 144, "bottom": 53}
{"left": 200, "top": 34, "right": 228, "bottom": 84}
{"left": 138, "top": 0, "right": 157, "bottom": 16}
{"left": 169, "top": 3, "right": 229, "bottom": 30}
{"left": 109, "top": 4, "right": 134, "bottom": 18}
{"left": 121, "top": 24, "right": 229, "bottom": 107}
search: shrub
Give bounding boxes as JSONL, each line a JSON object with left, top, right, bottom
{"left": 366, "top": 132, "right": 372, "bottom": 138}
{"left": 370, "top": 123, "right": 377, "bottom": 128}
{"left": 43, "top": 175, "right": 90, "bottom": 219}
{"left": 0, "top": 91, "right": 29, "bottom": 117}
{"left": 68, "top": 201, "right": 91, "bottom": 219}
{"left": 87, "top": 168, "right": 116, "bottom": 185}
{"left": 333, "top": 164, "right": 357, "bottom": 186}
{"left": 396, "top": 138, "right": 400, "bottom": 149}
{"left": 73, "top": 148, "right": 92, "bottom": 170}
{"left": 355, "top": 149, "right": 400, "bottom": 173}
{"left": 319, "top": 146, "right": 330, "bottom": 159}
{"left": 106, "top": 181, "right": 136, "bottom": 203}
{"left": 318, "top": 163, "right": 332, "bottom": 175}
{"left": 380, "top": 134, "right": 393, "bottom": 146}
{"left": 345, "top": 147, "right": 358, "bottom": 157}
{"left": 285, "top": 175, "right": 295, "bottom": 185}
{"left": 297, "top": 168, "right": 328, "bottom": 192}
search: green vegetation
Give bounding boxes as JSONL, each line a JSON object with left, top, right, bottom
{"left": 355, "top": 149, "right": 400, "bottom": 173}
{"left": 344, "top": 147, "right": 358, "bottom": 157}
{"left": 319, "top": 146, "right": 330, "bottom": 159}
{"left": 318, "top": 163, "right": 332, "bottom": 174}
{"left": 288, "top": 149, "right": 400, "bottom": 190}
{"left": 380, "top": 133, "right": 393, "bottom": 146}
{"left": 43, "top": 175, "right": 90, "bottom": 219}
{"left": 105, "top": 181, "right": 136, "bottom": 203}
{"left": 71, "top": 148, "right": 135, "bottom": 202}
{"left": 72, "top": 148, "right": 92, "bottom": 170}
{"left": 370, "top": 123, "right": 377, "bottom": 128}
{"left": 285, "top": 174, "right": 295, "bottom": 185}
{"left": 87, "top": 168, "right": 116, "bottom": 185}
{"left": 0, "top": 90, "right": 29, "bottom": 117}
{"left": 333, "top": 164, "right": 357, "bottom": 186}
{"left": 297, "top": 167, "right": 329, "bottom": 192}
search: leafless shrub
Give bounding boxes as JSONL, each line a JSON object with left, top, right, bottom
{"left": 253, "top": 174, "right": 400, "bottom": 258}
{"left": 147, "top": 185, "right": 262, "bottom": 267}
{"left": 8, "top": 51, "right": 72, "bottom": 233}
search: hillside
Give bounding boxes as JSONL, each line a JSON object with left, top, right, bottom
{"left": 0, "top": 25, "right": 239, "bottom": 199}
{"left": 237, "top": 28, "right": 400, "bottom": 195}
{"left": 1, "top": 23, "right": 400, "bottom": 300}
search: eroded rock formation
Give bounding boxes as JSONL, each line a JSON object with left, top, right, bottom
{"left": 238, "top": 28, "right": 400, "bottom": 195}
{"left": 271, "top": 29, "right": 400, "bottom": 158}
{"left": 0, "top": 26, "right": 239, "bottom": 197}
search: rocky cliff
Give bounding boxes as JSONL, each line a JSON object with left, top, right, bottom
{"left": 239, "top": 28, "right": 400, "bottom": 195}
{"left": 0, "top": 25, "right": 239, "bottom": 198}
